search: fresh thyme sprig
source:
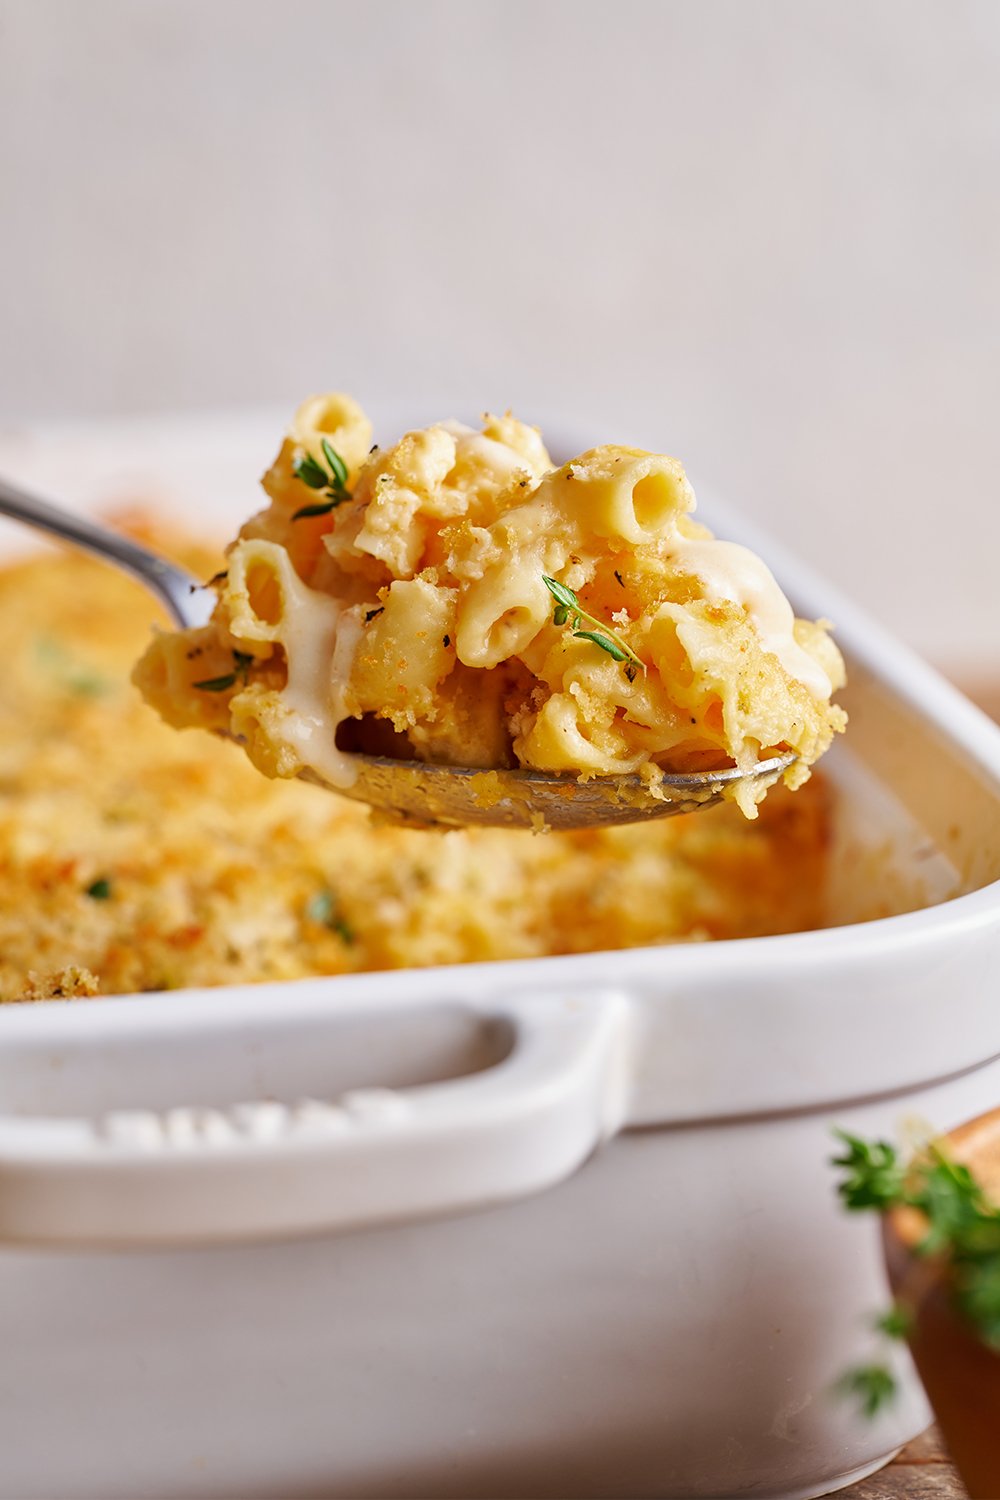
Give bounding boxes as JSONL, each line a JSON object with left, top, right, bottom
{"left": 542, "top": 575, "right": 644, "bottom": 683}
{"left": 292, "top": 438, "right": 351, "bottom": 519}
{"left": 193, "top": 650, "right": 254, "bottom": 693}
{"left": 831, "top": 1127, "right": 1000, "bottom": 1416}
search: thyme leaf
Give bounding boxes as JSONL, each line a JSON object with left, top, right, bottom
{"left": 835, "top": 1364, "right": 897, "bottom": 1420}
{"left": 305, "top": 888, "right": 355, "bottom": 944}
{"left": 85, "top": 877, "right": 112, "bottom": 900}
{"left": 193, "top": 650, "right": 254, "bottom": 692}
{"left": 542, "top": 576, "right": 578, "bottom": 614}
{"left": 321, "top": 438, "right": 349, "bottom": 489}
{"left": 294, "top": 452, "right": 329, "bottom": 490}
{"left": 542, "top": 575, "right": 644, "bottom": 677}
{"left": 831, "top": 1131, "right": 905, "bottom": 1211}
{"left": 291, "top": 500, "right": 339, "bottom": 520}
{"left": 874, "top": 1304, "right": 912, "bottom": 1341}
{"left": 292, "top": 440, "right": 352, "bottom": 519}
{"left": 573, "top": 629, "right": 628, "bottom": 661}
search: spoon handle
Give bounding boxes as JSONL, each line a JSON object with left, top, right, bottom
{"left": 0, "top": 474, "right": 212, "bottom": 627}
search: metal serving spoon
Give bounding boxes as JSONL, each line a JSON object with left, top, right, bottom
{"left": 0, "top": 475, "right": 795, "bottom": 830}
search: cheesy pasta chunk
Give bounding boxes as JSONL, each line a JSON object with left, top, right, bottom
{"left": 135, "top": 395, "right": 846, "bottom": 817}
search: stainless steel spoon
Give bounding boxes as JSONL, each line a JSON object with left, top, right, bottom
{"left": 0, "top": 475, "right": 796, "bottom": 829}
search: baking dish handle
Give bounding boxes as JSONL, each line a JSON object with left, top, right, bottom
{"left": 0, "top": 988, "right": 632, "bottom": 1247}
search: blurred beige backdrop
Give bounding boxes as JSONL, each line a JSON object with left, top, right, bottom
{"left": 0, "top": 0, "right": 997, "bottom": 676}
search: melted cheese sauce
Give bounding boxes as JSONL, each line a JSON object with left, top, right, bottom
{"left": 668, "top": 535, "right": 833, "bottom": 699}
{"left": 272, "top": 570, "right": 361, "bottom": 788}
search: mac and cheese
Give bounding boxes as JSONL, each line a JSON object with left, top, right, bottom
{"left": 0, "top": 531, "right": 834, "bottom": 1000}
{"left": 135, "top": 396, "right": 846, "bottom": 818}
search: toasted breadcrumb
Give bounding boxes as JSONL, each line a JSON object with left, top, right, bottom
{"left": 20, "top": 966, "right": 101, "bottom": 1002}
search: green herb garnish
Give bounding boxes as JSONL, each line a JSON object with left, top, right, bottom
{"left": 193, "top": 650, "right": 254, "bottom": 693}
{"left": 292, "top": 438, "right": 351, "bottom": 519}
{"left": 874, "top": 1303, "right": 913, "bottom": 1340}
{"left": 834, "top": 1363, "right": 898, "bottom": 1420}
{"left": 831, "top": 1127, "right": 1000, "bottom": 1416}
{"left": 542, "top": 575, "right": 644, "bottom": 682}
{"left": 35, "top": 636, "right": 113, "bottom": 698}
{"left": 305, "top": 889, "right": 355, "bottom": 944}
{"left": 833, "top": 1132, "right": 905, "bottom": 1212}
{"left": 85, "top": 877, "right": 112, "bottom": 900}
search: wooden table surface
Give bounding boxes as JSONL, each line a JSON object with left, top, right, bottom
{"left": 839, "top": 1427, "right": 965, "bottom": 1499}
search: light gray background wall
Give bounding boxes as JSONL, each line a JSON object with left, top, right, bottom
{"left": 1, "top": 0, "right": 997, "bottom": 674}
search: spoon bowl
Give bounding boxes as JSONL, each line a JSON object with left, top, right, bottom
{"left": 300, "top": 753, "right": 797, "bottom": 829}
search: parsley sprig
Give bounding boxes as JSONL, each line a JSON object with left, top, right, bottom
{"left": 193, "top": 650, "right": 254, "bottom": 693}
{"left": 542, "top": 575, "right": 644, "bottom": 682}
{"left": 292, "top": 439, "right": 352, "bottom": 519}
{"left": 831, "top": 1128, "right": 1000, "bottom": 1416}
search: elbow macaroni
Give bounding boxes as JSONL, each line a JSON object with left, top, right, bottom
{"left": 134, "top": 394, "right": 847, "bottom": 818}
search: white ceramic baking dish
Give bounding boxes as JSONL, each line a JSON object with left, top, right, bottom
{"left": 1, "top": 414, "right": 999, "bottom": 1500}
